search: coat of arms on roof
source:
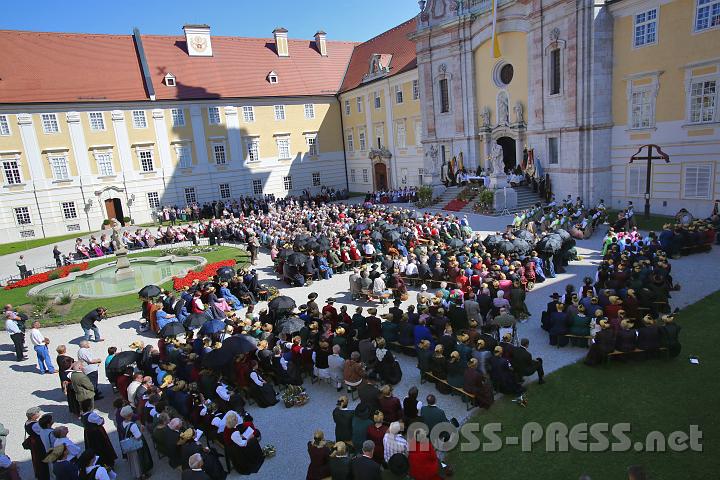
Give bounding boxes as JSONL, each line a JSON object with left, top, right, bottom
{"left": 362, "top": 53, "right": 393, "bottom": 83}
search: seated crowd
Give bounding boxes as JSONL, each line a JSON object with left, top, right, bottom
{"left": 364, "top": 188, "right": 418, "bottom": 205}
{"left": 513, "top": 196, "right": 608, "bottom": 240}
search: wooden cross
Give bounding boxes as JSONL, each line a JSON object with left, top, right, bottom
{"left": 629, "top": 144, "right": 670, "bottom": 218}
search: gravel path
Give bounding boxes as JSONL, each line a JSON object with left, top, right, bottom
{"left": 2, "top": 212, "right": 718, "bottom": 479}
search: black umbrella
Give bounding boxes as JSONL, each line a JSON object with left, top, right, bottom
{"left": 511, "top": 238, "right": 532, "bottom": 256}
{"left": 535, "top": 235, "right": 562, "bottom": 254}
{"left": 107, "top": 351, "right": 140, "bottom": 371}
{"left": 293, "top": 237, "right": 310, "bottom": 250}
{"left": 483, "top": 234, "right": 503, "bottom": 250}
{"left": 268, "top": 295, "right": 297, "bottom": 312}
{"left": 317, "top": 237, "right": 331, "bottom": 251}
{"left": 277, "top": 316, "right": 306, "bottom": 335}
{"left": 286, "top": 253, "right": 308, "bottom": 267}
{"left": 277, "top": 249, "right": 293, "bottom": 260}
{"left": 306, "top": 241, "right": 321, "bottom": 252}
{"left": 158, "top": 321, "right": 186, "bottom": 337}
{"left": 216, "top": 266, "right": 235, "bottom": 280}
{"left": 497, "top": 240, "right": 515, "bottom": 255}
{"left": 514, "top": 230, "right": 535, "bottom": 242}
{"left": 384, "top": 230, "right": 401, "bottom": 242}
{"left": 222, "top": 335, "right": 258, "bottom": 355}
{"left": 138, "top": 285, "right": 161, "bottom": 298}
{"left": 447, "top": 238, "right": 465, "bottom": 250}
{"left": 370, "top": 231, "right": 383, "bottom": 242}
{"left": 555, "top": 229, "right": 576, "bottom": 249}
{"left": 183, "top": 312, "right": 207, "bottom": 329}
{"left": 202, "top": 348, "right": 234, "bottom": 369}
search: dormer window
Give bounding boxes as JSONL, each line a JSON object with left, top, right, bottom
{"left": 164, "top": 73, "right": 177, "bottom": 87}
{"left": 268, "top": 71, "right": 279, "bottom": 84}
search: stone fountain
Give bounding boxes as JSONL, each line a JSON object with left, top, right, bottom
{"left": 488, "top": 145, "right": 517, "bottom": 212}
{"left": 110, "top": 218, "right": 134, "bottom": 281}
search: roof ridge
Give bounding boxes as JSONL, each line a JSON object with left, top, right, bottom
{"left": 352, "top": 17, "right": 416, "bottom": 48}
{"left": 0, "top": 29, "right": 131, "bottom": 38}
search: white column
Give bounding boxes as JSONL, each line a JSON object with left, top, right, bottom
{"left": 110, "top": 110, "right": 135, "bottom": 175}
{"left": 16, "top": 113, "right": 45, "bottom": 182}
{"left": 65, "top": 112, "right": 92, "bottom": 178}
{"left": 224, "top": 106, "right": 242, "bottom": 163}
{"left": 152, "top": 109, "right": 173, "bottom": 172}
{"left": 189, "top": 104, "right": 209, "bottom": 169}
{"left": 383, "top": 82, "right": 398, "bottom": 188}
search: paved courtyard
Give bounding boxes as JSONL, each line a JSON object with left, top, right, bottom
{"left": 2, "top": 211, "right": 718, "bottom": 479}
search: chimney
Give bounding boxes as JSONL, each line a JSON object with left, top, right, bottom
{"left": 183, "top": 24, "right": 212, "bottom": 57}
{"left": 314, "top": 30, "right": 327, "bottom": 56}
{"left": 273, "top": 27, "right": 289, "bottom": 57}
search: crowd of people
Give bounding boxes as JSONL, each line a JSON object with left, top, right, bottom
{"left": 364, "top": 188, "right": 418, "bottom": 205}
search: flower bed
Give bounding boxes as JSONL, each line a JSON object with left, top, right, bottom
{"left": 172, "top": 259, "right": 237, "bottom": 290}
{"left": 4, "top": 263, "right": 89, "bottom": 290}
{"left": 443, "top": 199, "right": 469, "bottom": 212}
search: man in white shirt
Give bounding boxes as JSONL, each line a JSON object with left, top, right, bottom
{"left": 77, "top": 341, "right": 102, "bottom": 400}
{"left": 126, "top": 373, "right": 143, "bottom": 405}
{"left": 30, "top": 321, "right": 54, "bottom": 374}
{"left": 5, "top": 307, "right": 26, "bottom": 361}
{"left": 53, "top": 426, "right": 82, "bottom": 460}
{"left": 405, "top": 260, "right": 419, "bottom": 278}
{"left": 363, "top": 240, "right": 376, "bottom": 261}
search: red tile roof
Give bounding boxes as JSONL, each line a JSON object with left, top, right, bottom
{"left": 339, "top": 18, "right": 418, "bottom": 93}
{"left": 0, "top": 30, "right": 148, "bottom": 104}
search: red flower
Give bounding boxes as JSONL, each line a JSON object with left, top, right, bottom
{"left": 172, "top": 259, "right": 237, "bottom": 291}
{"left": 4, "top": 262, "right": 89, "bottom": 290}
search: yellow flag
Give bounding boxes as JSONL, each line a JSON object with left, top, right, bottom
{"left": 492, "top": 0, "right": 501, "bottom": 58}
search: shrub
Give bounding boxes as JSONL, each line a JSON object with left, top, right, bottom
{"left": 47, "top": 271, "right": 60, "bottom": 281}
{"left": 56, "top": 291, "right": 73, "bottom": 305}
{"left": 123, "top": 216, "right": 133, "bottom": 224}
{"left": 102, "top": 219, "right": 111, "bottom": 226}
{"left": 456, "top": 186, "right": 478, "bottom": 202}
{"left": 474, "top": 189, "right": 496, "bottom": 214}
{"left": 31, "top": 294, "right": 49, "bottom": 308}
{"left": 68, "top": 266, "right": 82, "bottom": 273}
{"left": 415, "top": 185, "right": 435, "bottom": 208}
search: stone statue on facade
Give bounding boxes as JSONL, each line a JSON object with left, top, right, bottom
{"left": 110, "top": 218, "right": 126, "bottom": 253}
{"left": 480, "top": 106, "right": 491, "bottom": 128}
{"left": 497, "top": 92, "right": 509, "bottom": 125}
{"left": 426, "top": 144, "right": 439, "bottom": 175}
{"left": 489, "top": 144, "right": 505, "bottom": 175}
{"left": 514, "top": 101, "right": 524, "bottom": 124}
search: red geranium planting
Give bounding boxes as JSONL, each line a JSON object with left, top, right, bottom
{"left": 443, "top": 199, "right": 469, "bottom": 212}
{"left": 4, "top": 262, "right": 89, "bottom": 290}
{"left": 172, "top": 259, "right": 237, "bottom": 291}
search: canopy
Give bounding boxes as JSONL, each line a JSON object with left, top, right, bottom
{"left": 138, "top": 285, "right": 161, "bottom": 298}
{"left": 158, "top": 321, "right": 186, "bottom": 337}
{"left": 268, "top": 295, "right": 297, "bottom": 312}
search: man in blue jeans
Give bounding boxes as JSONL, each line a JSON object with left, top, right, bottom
{"left": 29, "top": 321, "right": 54, "bottom": 374}
{"left": 80, "top": 307, "right": 106, "bottom": 342}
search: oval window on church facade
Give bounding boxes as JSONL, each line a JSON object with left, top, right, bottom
{"left": 500, "top": 64, "right": 514, "bottom": 85}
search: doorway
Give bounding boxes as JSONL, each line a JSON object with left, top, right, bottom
{"left": 105, "top": 198, "right": 125, "bottom": 226}
{"left": 374, "top": 163, "right": 388, "bottom": 191}
{"left": 496, "top": 137, "right": 517, "bottom": 173}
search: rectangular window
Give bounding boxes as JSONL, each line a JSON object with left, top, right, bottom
{"left": 395, "top": 85, "right": 404, "bottom": 104}
{"left": 171, "top": 108, "right": 185, "bottom": 127}
{"left": 176, "top": 145, "right": 192, "bottom": 168}
{"left": 184, "top": 187, "right": 197, "bottom": 205}
{"left": 95, "top": 152, "right": 114, "bottom": 176}
{"left": 246, "top": 138, "right": 260, "bottom": 162}
{"left": 362, "top": 169, "right": 369, "bottom": 183}
{"left": 50, "top": 155, "right": 70, "bottom": 180}
{"left": 628, "top": 167, "right": 647, "bottom": 196}
{"left": 252, "top": 179, "right": 263, "bottom": 195}
{"left": 344, "top": 100, "right": 351, "bottom": 115}
{"left": 359, "top": 130, "right": 367, "bottom": 151}
{"left": 219, "top": 183, "right": 231, "bottom": 199}
{"left": 690, "top": 80, "right": 716, "bottom": 123}
{"left": 61, "top": 201, "right": 77, "bottom": 220}
{"left": 139, "top": 150, "right": 154, "bottom": 172}
{"left": 277, "top": 138, "right": 291, "bottom": 160}
{"left": 213, "top": 144, "right": 227, "bottom": 165}
{"left": 631, "top": 89, "right": 653, "bottom": 128}
{"left": 312, "top": 172, "right": 321, "bottom": 187}
{"left": 0, "top": 115, "right": 11, "bottom": 136}
{"left": 304, "top": 104, "right": 315, "bottom": 119}
{"left": 695, "top": 0, "right": 720, "bottom": 31}
{"left": 375, "top": 124, "right": 384, "bottom": 149}
{"left": 208, "top": 107, "right": 221, "bottom": 125}
{"left": 283, "top": 175, "right": 293, "bottom": 191}
{"left": 415, "top": 120, "right": 422, "bottom": 146}
{"left": 147, "top": 191, "right": 160, "bottom": 209}
{"left": 548, "top": 137, "right": 559, "bottom": 165}
{"left": 374, "top": 91, "right": 382, "bottom": 109}
{"left": 684, "top": 164, "right": 712, "bottom": 199}
{"left": 439, "top": 79, "right": 450, "bottom": 113}
{"left": 634, "top": 9, "right": 658, "bottom": 47}
{"left": 401, "top": 168, "right": 408, "bottom": 185}
{"left": 243, "top": 106, "right": 255, "bottom": 122}
{"left": 412, "top": 80, "right": 420, "bottom": 100}
{"left": 350, "top": 169, "right": 356, "bottom": 183}
{"left": 41, "top": 113, "right": 59, "bottom": 134}
{"left": 347, "top": 132, "right": 354, "bottom": 152}
{"left": 418, "top": 168, "right": 425, "bottom": 185}
{"left": 396, "top": 121, "right": 406, "bottom": 148}
{"left": 550, "top": 49, "right": 561, "bottom": 95}
{"left": 306, "top": 136, "right": 318, "bottom": 156}
{"left": 3, "top": 160, "right": 22, "bottom": 185}
{"left": 274, "top": 105, "right": 285, "bottom": 121}
{"left": 14, "top": 207, "right": 31, "bottom": 225}
{"left": 132, "top": 110, "right": 147, "bottom": 129}
{"left": 88, "top": 112, "right": 105, "bottom": 131}
{"left": 357, "top": 96, "right": 363, "bottom": 113}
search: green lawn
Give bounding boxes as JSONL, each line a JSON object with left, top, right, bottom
{"left": 606, "top": 209, "right": 675, "bottom": 232}
{"left": 0, "top": 233, "right": 88, "bottom": 257}
{"left": 448, "top": 291, "right": 720, "bottom": 480}
{"left": 2, "top": 246, "right": 250, "bottom": 327}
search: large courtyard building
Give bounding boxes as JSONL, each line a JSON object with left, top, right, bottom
{"left": 0, "top": 0, "right": 718, "bottom": 242}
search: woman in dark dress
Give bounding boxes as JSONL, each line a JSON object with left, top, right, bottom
{"left": 248, "top": 361, "right": 278, "bottom": 407}
{"left": 227, "top": 423, "right": 264, "bottom": 475}
{"left": 463, "top": 358, "right": 494, "bottom": 409}
{"left": 56, "top": 345, "right": 79, "bottom": 416}
{"left": 446, "top": 351, "right": 465, "bottom": 389}
{"left": 80, "top": 404, "right": 117, "bottom": 470}
{"left": 332, "top": 396, "right": 353, "bottom": 444}
{"left": 24, "top": 407, "right": 49, "bottom": 480}
{"left": 402, "top": 386, "right": 421, "bottom": 427}
{"left": 306, "top": 430, "right": 331, "bottom": 480}
{"left": 328, "top": 442, "right": 351, "bottom": 480}
{"left": 429, "top": 345, "right": 450, "bottom": 394}
{"left": 177, "top": 428, "right": 204, "bottom": 470}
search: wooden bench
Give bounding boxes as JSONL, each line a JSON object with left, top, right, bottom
{"left": 360, "top": 289, "right": 391, "bottom": 304}
{"left": 605, "top": 347, "right": 669, "bottom": 364}
{"left": 558, "top": 334, "right": 592, "bottom": 348}
{"left": 421, "top": 372, "right": 475, "bottom": 410}
{"left": 680, "top": 243, "right": 713, "bottom": 255}
{"left": 388, "top": 341, "right": 416, "bottom": 356}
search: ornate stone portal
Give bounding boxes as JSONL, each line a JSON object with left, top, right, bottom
{"left": 110, "top": 218, "right": 134, "bottom": 280}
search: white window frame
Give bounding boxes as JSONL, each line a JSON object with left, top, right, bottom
{"left": 394, "top": 85, "right": 404, "bottom": 104}
{"left": 2, "top": 158, "right": 22, "bottom": 185}
{"left": 213, "top": 142, "right": 227, "bottom": 165}
{"left": 175, "top": 144, "right": 192, "bottom": 168}
{"left": 61, "top": 201, "right": 78, "bottom": 220}
{"left": 312, "top": 172, "right": 321, "bottom": 187}
{"left": 633, "top": 8, "right": 658, "bottom": 48}
{"left": 147, "top": 191, "right": 160, "bottom": 209}
{"left": 350, "top": 169, "right": 357, "bottom": 183}
{"left": 374, "top": 91, "right": 382, "bottom": 109}
{"left": 94, "top": 151, "right": 114, "bottom": 176}
{"left": 171, "top": 108, "right": 185, "bottom": 127}
{"left": 438, "top": 78, "right": 450, "bottom": 113}
{"left": 164, "top": 73, "right": 176, "bottom": 87}
{"left": 356, "top": 96, "right": 363, "bottom": 113}
{"left": 545, "top": 39, "right": 566, "bottom": 98}
{"left": 694, "top": 0, "right": 720, "bottom": 32}
{"left": 49, "top": 154, "right": 70, "bottom": 180}
{"left": 630, "top": 86, "right": 655, "bottom": 129}
{"left": 344, "top": 100, "right": 351, "bottom": 115}
{"left": 547, "top": 137, "right": 560, "bottom": 165}
{"left": 138, "top": 149, "right": 155, "bottom": 172}
{"left": 208, "top": 106, "right": 221, "bottom": 125}
{"left": 219, "top": 183, "right": 232, "bottom": 200}
{"left": 131, "top": 110, "right": 147, "bottom": 129}
{"left": 283, "top": 175, "right": 293, "bottom": 191}
{"left": 41, "top": 113, "right": 59, "bottom": 134}
{"left": 245, "top": 137, "right": 260, "bottom": 163}
{"left": 304, "top": 104, "right": 315, "bottom": 119}
{"left": 88, "top": 112, "right": 105, "bottom": 131}
{"left": 362, "top": 168, "right": 369, "bottom": 184}
{"left": 184, "top": 187, "right": 197, "bottom": 205}
{"left": 683, "top": 163, "right": 713, "bottom": 199}
{"left": 252, "top": 179, "right": 263, "bottom": 195}
{"left": 242, "top": 106, "right": 255, "bottom": 123}
{"left": 277, "top": 137, "right": 291, "bottom": 160}
{"left": 396, "top": 120, "right": 406, "bottom": 148}
{"left": 412, "top": 80, "right": 420, "bottom": 100}
{"left": 687, "top": 76, "right": 717, "bottom": 124}
{"left": 627, "top": 165, "right": 648, "bottom": 197}
{"left": 274, "top": 105, "right": 286, "bottom": 121}
{"left": 0, "top": 115, "right": 11, "bottom": 136}
{"left": 14, "top": 206, "right": 32, "bottom": 226}
{"left": 306, "top": 134, "right": 318, "bottom": 157}
{"left": 346, "top": 131, "right": 354, "bottom": 152}
{"left": 358, "top": 129, "right": 367, "bottom": 151}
